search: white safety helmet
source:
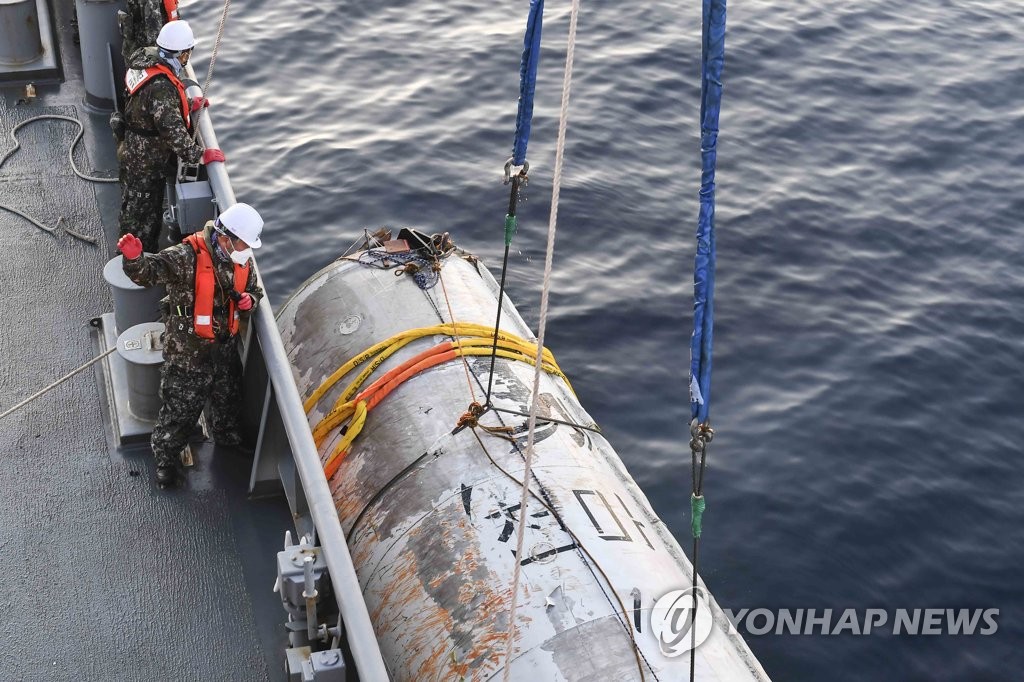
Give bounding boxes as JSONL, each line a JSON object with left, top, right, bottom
{"left": 157, "top": 20, "right": 197, "bottom": 53}
{"left": 217, "top": 202, "right": 264, "bottom": 248}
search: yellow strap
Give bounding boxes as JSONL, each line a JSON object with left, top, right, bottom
{"left": 303, "top": 323, "right": 560, "bottom": 412}
{"left": 315, "top": 346, "right": 568, "bottom": 461}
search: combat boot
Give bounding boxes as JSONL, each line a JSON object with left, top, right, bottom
{"left": 156, "top": 465, "right": 181, "bottom": 489}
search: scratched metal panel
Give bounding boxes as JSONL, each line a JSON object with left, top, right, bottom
{"left": 277, "top": 254, "right": 770, "bottom": 681}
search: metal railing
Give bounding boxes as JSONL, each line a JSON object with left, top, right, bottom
{"left": 183, "top": 64, "right": 391, "bottom": 682}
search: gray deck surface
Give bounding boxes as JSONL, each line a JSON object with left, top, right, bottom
{"left": 0, "top": 3, "right": 293, "bottom": 680}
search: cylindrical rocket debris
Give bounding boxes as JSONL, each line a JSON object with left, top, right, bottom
{"left": 277, "top": 244, "right": 770, "bottom": 681}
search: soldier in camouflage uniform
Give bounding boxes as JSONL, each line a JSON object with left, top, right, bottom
{"left": 118, "top": 203, "right": 265, "bottom": 487}
{"left": 119, "top": 20, "right": 224, "bottom": 253}
{"left": 118, "top": 0, "right": 181, "bottom": 64}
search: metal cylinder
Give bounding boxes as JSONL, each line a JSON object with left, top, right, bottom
{"left": 277, "top": 251, "right": 768, "bottom": 682}
{"left": 116, "top": 322, "right": 164, "bottom": 421}
{"left": 0, "top": 0, "right": 44, "bottom": 66}
{"left": 74, "top": 0, "right": 125, "bottom": 111}
{"left": 104, "top": 255, "right": 165, "bottom": 334}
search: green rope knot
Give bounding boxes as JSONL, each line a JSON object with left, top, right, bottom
{"left": 503, "top": 214, "right": 517, "bottom": 246}
{"left": 691, "top": 493, "right": 706, "bottom": 538}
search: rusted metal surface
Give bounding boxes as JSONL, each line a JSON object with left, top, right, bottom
{"left": 278, "top": 252, "right": 771, "bottom": 681}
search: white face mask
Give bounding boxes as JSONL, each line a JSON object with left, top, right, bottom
{"left": 230, "top": 248, "right": 253, "bottom": 266}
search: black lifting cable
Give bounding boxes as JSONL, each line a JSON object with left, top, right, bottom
{"left": 483, "top": 162, "right": 529, "bottom": 410}
{"left": 489, "top": 405, "right": 601, "bottom": 435}
{"left": 689, "top": 418, "right": 714, "bottom": 681}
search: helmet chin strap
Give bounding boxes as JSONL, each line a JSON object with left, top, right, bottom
{"left": 213, "top": 237, "right": 232, "bottom": 263}
{"left": 213, "top": 230, "right": 251, "bottom": 266}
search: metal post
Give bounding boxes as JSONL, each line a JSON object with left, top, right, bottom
{"left": 251, "top": 291, "right": 390, "bottom": 681}
{"left": 303, "top": 555, "right": 319, "bottom": 644}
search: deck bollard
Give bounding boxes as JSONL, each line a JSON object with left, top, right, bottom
{"left": 116, "top": 322, "right": 164, "bottom": 421}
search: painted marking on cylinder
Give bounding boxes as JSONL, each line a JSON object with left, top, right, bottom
{"left": 338, "top": 314, "right": 362, "bottom": 334}
{"left": 631, "top": 587, "right": 643, "bottom": 632}
{"left": 574, "top": 489, "right": 632, "bottom": 542}
{"left": 616, "top": 492, "right": 655, "bottom": 550}
{"left": 484, "top": 502, "right": 577, "bottom": 565}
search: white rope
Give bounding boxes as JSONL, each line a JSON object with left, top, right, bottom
{"left": 0, "top": 348, "right": 117, "bottom": 422}
{"left": 191, "top": 0, "right": 233, "bottom": 142}
{"left": 1, "top": 115, "right": 118, "bottom": 183}
{"left": 0, "top": 115, "right": 117, "bottom": 244}
{"left": 500, "top": 1, "right": 581, "bottom": 679}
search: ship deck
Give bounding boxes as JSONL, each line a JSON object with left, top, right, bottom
{"left": 0, "top": 2, "right": 293, "bottom": 680}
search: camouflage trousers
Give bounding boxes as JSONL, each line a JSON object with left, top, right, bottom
{"left": 151, "top": 339, "right": 245, "bottom": 469}
{"left": 118, "top": 171, "right": 167, "bottom": 254}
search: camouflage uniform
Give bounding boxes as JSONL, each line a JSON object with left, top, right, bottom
{"left": 123, "top": 223, "right": 263, "bottom": 471}
{"left": 119, "top": 48, "right": 203, "bottom": 253}
{"left": 120, "top": 0, "right": 179, "bottom": 63}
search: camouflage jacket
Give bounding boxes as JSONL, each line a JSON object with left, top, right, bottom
{"left": 121, "top": 48, "right": 203, "bottom": 177}
{"left": 123, "top": 223, "right": 263, "bottom": 362}
{"left": 119, "top": 0, "right": 179, "bottom": 63}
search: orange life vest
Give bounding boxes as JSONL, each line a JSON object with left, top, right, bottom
{"left": 164, "top": 0, "right": 179, "bottom": 21}
{"left": 124, "top": 63, "right": 190, "bottom": 127}
{"left": 184, "top": 233, "right": 250, "bottom": 340}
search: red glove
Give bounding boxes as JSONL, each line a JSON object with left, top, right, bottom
{"left": 117, "top": 233, "right": 143, "bottom": 260}
{"left": 236, "top": 293, "right": 253, "bottom": 311}
{"left": 190, "top": 97, "right": 210, "bottom": 112}
{"left": 202, "top": 148, "right": 226, "bottom": 165}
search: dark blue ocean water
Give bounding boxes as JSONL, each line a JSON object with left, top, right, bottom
{"left": 186, "top": 1, "right": 1024, "bottom": 679}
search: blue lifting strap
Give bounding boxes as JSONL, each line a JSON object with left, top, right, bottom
{"left": 511, "top": 0, "right": 544, "bottom": 166}
{"left": 690, "top": 0, "right": 727, "bottom": 424}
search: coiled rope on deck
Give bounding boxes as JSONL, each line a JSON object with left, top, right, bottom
{"left": 0, "top": 115, "right": 118, "bottom": 244}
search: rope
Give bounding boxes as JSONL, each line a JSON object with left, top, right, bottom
{"left": 0, "top": 115, "right": 119, "bottom": 183}
{"left": 355, "top": 249, "right": 445, "bottom": 289}
{"left": 0, "top": 348, "right": 117, "bottom": 422}
{"left": 501, "top": 0, "right": 581, "bottom": 678}
{"left": 0, "top": 115, "right": 116, "bottom": 244}
{"left": 191, "top": 0, "right": 232, "bottom": 142}
{"left": 471, "top": 425, "right": 651, "bottom": 681}
{"left": 437, "top": 268, "right": 479, "bottom": 405}
{"left": 0, "top": 205, "right": 57, "bottom": 235}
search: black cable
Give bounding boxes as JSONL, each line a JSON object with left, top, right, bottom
{"left": 490, "top": 405, "right": 601, "bottom": 434}
{"left": 689, "top": 421, "right": 712, "bottom": 682}
{"left": 484, "top": 173, "right": 524, "bottom": 406}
